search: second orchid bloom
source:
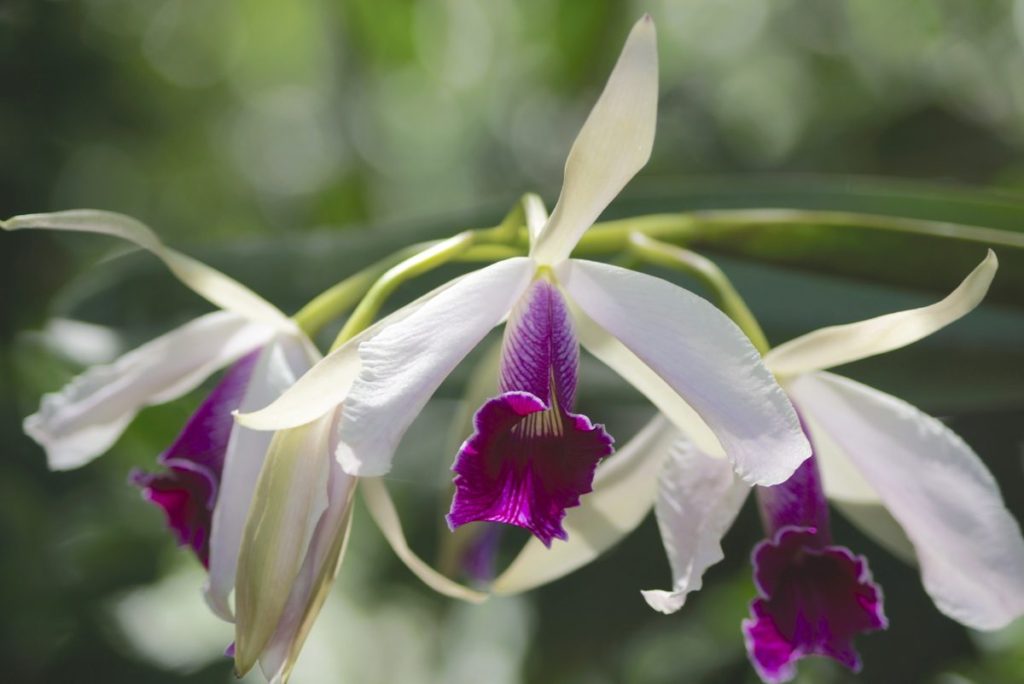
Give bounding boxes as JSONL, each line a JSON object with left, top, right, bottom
{"left": 238, "top": 16, "right": 809, "bottom": 546}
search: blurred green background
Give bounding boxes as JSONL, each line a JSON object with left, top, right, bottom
{"left": 2, "top": 1, "right": 1024, "bottom": 683}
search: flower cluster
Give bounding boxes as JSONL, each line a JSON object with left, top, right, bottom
{"left": 4, "top": 15, "right": 1022, "bottom": 684}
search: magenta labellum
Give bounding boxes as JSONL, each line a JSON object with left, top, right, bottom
{"left": 447, "top": 279, "right": 613, "bottom": 546}
{"left": 743, "top": 444, "right": 887, "bottom": 683}
{"left": 130, "top": 351, "right": 258, "bottom": 566}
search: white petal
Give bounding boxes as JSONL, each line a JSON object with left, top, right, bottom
{"left": 258, "top": 460, "right": 358, "bottom": 683}
{"left": 765, "top": 250, "right": 997, "bottom": 377}
{"left": 234, "top": 414, "right": 333, "bottom": 671}
{"left": 530, "top": 16, "right": 658, "bottom": 265}
{"left": 236, "top": 259, "right": 531, "bottom": 434}
{"left": 336, "top": 258, "right": 533, "bottom": 476}
{"left": 3, "top": 210, "right": 294, "bottom": 330}
{"left": 642, "top": 437, "right": 749, "bottom": 614}
{"left": 831, "top": 500, "right": 917, "bottom": 566}
{"left": 25, "top": 311, "right": 275, "bottom": 470}
{"left": 802, "top": 406, "right": 917, "bottom": 564}
{"left": 492, "top": 414, "right": 677, "bottom": 595}
{"left": 560, "top": 259, "right": 809, "bottom": 486}
{"left": 236, "top": 287, "right": 455, "bottom": 431}
{"left": 789, "top": 372, "right": 1024, "bottom": 630}
{"left": 35, "top": 318, "right": 123, "bottom": 366}
{"left": 205, "top": 336, "right": 318, "bottom": 621}
{"left": 361, "top": 478, "right": 487, "bottom": 604}
{"left": 570, "top": 302, "right": 724, "bottom": 458}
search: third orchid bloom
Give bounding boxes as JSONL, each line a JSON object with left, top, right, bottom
{"left": 485, "top": 250, "right": 1024, "bottom": 682}
{"left": 639, "top": 250, "right": 1024, "bottom": 682}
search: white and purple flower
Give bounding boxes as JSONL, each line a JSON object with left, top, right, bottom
{"left": 488, "top": 251, "right": 1024, "bottom": 681}
{"left": 742, "top": 440, "right": 887, "bottom": 681}
{"left": 237, "top": 16, "right": 811, "bottom": 551}
{"left": 645, "top": 251, "right": 1024, "bottom": 680}
{"left": 0, "top": 210, "right": 345, "bottom": 681}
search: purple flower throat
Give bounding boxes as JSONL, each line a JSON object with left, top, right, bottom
{"left": 447, "top": 278, "right": 614, "bottom": 546}
{"left": 743, "top": 425, "right": 887, "bottom": 683}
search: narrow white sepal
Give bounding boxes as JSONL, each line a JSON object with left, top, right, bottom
{"left": 530, "top": 16, "right": 658, "bottom": 265}
{"left": 3, "top": 210, "right": 294, "bottom": 330}
{"left": 361, "top": 478, "right": 487, "bottom": 604}
{"left": 642, "top": 437, "right": 749, "bottom": 614}
{"left": 492, "top": 414, "right": 677, "bottom": 595}
{"left": 560, "top": 259, "right": 810, "bottom": 486}
{"left": 790, "top": 372, "right": 1024, "bottom": 630}
{"left": 26, "top": 311, "right": 276, "bottom": 470}
{"left": 765, "top": 250, "right": 997, "bottom": 377}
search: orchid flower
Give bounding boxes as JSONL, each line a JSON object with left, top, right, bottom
{"left": 236, "top": 16, "right": 810, "bottom": 551}
{"left": 722, "top": 251, "right": 1024, "bottom": 680}
{"left": 641, "top": 251, "right": 1024, "bottom": 682}
{"left": 486, "top": 251, "right": 1024, "bottom": 681}
{"left": 0, "top": 212, "right": 360, "bottom": 681}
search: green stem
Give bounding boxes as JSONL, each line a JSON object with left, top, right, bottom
{"left": 573, "top": 214, "right": 699, "bottom": 255}
{"left": 292, "top": 242, "right": 437, "bottom": 336}
{"left": 684, "top": 208, "right": 1024, "bottom": 249}
{"left": 628, "top": 232, "right": 771, "bottom": 355}
{"left": 302, "top": 203, "right": 966, "bottom": 344}
{"left": 331, "top": 231, "right": 480, "bottom": 350}
{"left": 293, "top": 237, "right": 523, "bottom": 341}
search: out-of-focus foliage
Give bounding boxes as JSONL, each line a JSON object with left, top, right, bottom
{"left": 2, "top": 1, "right": 1024, "bottom": 683}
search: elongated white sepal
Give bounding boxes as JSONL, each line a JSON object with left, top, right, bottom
{"left": 560, "top": 259, "right": 810, "bottom": 486}
{"left": 3, "top": 210, "right": 294, "bottom": 330}
{"left": 234, "top": 415, "right": 333, "bottom": 674}
{"left": 335, "top": 258, "right": 533, "bottom": 476}
{"left": 205, "top": 337, "right": 317, "bottom": 621}
{"left": 765, "top": 250, "right": 997, "bottom": 377}
{"left": 27, "top": 311, "right": 276, "bottom": 470}
{"left": 530, "top": 16, "right": 658, "bottom": 265}
{"left": 790, "top": 372, "right": 1024, "bottom": 630}
{"left": 361, "top": 478, "right": 487, "bottom": 604}
{"left": 492, "top": 414, "right": 676, "bottom": 595}
{"left": 642, "top": 438, "right": 749, "bottom": 613}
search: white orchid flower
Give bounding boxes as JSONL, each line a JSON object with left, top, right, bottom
{"left": 236, "top": 16, "right": 810, "bottom": 554}
{"left": 492, "top": 249, "right": 1024, "bottom": 681}
{"left": 0, "top": 211, "right": 361, "bottom": 682}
